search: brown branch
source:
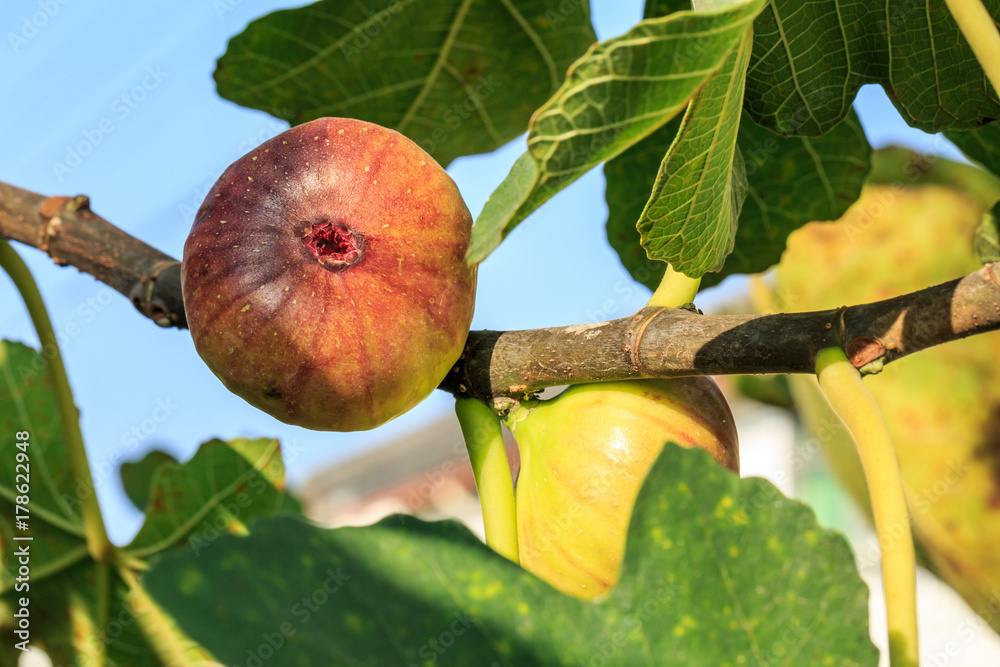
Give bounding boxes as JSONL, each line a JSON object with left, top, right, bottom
{"left": 442, "top": 263, "right": 1000, "bottom": 401}
{"left": 3, "top": 182, "right": 1000, "bottom": 402}
{"left": 0, "top": 182, "right": 186, "bottom": 328}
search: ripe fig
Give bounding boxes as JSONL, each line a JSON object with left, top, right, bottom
{"left": 182, "top": 117, "right": 476, "bottom": 431}
{"left": 508, "top": 378, "right": 739, "bottom": 599}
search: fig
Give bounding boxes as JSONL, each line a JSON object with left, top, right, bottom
{"left": 777, "top": 150, "right": 1000, "bottom": 626}
{"left": 182, "top": 117, "right": 476, "bottom": 431}
{"left": 508, "top": 378, "right": 739, "bottom": 599}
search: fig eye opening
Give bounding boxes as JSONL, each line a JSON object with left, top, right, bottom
{"left": 302, "top": 220, "right": 364, "bottom": 270}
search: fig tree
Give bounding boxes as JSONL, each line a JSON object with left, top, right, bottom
{"left": 508, "top": 378, "right": 739, "bottom": 599}
{"left": 182, "top": 117, "right": 476, "bottom": 431}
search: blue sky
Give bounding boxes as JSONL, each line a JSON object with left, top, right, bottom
{"left": 0, "top": 0, "right": 966, "bottom": 544}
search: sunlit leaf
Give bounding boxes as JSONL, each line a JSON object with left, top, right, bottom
{"left": 467, "top": 0, "right": 767, "bottom": 264}
{"left": 635, "top": 29, "right": 752, "bottom": 277}
{"left": 146, "top": 445, "right": 877, "bottom": 665}
{"left": 214, "top": 0, "right": 597, "bottom": 166}
{"left": 605, "top": 113, "right": 869, "bottom": 290}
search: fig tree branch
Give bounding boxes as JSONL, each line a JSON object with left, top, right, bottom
{"left": 442, "top": 262, "right": 1000, "bottom": 402}
{"left": 0, "top": 181, "right": 186, "bottom": 328}
{"left": 3, "top": 181, "right": 1000, "bottom": 401}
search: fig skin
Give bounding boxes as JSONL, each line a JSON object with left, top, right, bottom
{"left": 509, "top": 378, "right": 739, "bottom": 599}
{"left": 182, "top": 117, "right": 476, "bottom": 431}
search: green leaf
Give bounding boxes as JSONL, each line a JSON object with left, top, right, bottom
{"left": 723, "top": 112, "right": 870, "bottom": 282}
{"left": 976, "top": 203, "right": 1000, "bottom": 264}
{"left": 214, "top": 0, "right": 597, "bottom": 166}
{"left": 0, "top": 341, "right": 229, "bottom": 664}
{"left": 604, "top": 120, "right": 680, "bottom": 291}
{"left": 0, "top": 559, "right": 217, "bottom": 665}
{"left": 947, "top": 122, "right": 1000, "bottom": 178}
{"left": 744, "top": 0, "right": 1000, "bottom": 135}
{"left": 644, "top": 0, "right": 693, "bottom": 18}
{"left": 0, "top": 341, "right": 83, "bottom": 536}
{"left": 120, "top": 449, "right": 179, "bottom": 512}
{"left": 636, "top": 29, "right": 752, "bottom": 277}
{"left": 734, "top": 374, "right": 794, "bottom": 409}
{"left": 0, "top": 343, "right": 298, "bottom": 663}
{"left": 145, "top": 445, "right": 877, "bottom": 665}
{"left": 0, "top": 341, "right": 89, "bottom": 592}
{"left": 124, "top": 438, "right": 300, "bottom": 558}
{"left": 467, "top": 0, "right": 768, "bottom": 264}
{"left": 468, "top": 153, "right": 540, "bottom": 262}
{"left": 0, "top": 496, "right": 87, "bottom": 593}
{"left": 605, "top": 112, "right": 869, "bottom": 290}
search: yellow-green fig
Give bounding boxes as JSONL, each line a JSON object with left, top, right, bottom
{"left": 776, "top": 150, "right": 1000, "bottom": 626}
{"left": 507, "top": 378, "right": 739, "bottom": 599}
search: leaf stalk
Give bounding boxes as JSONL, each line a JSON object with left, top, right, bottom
{"left": 0, "top": 239, "right": 114, "bottom": 562}
{"left": 816, "top": 347, "right": 918, "bottom": 667}
{"left": 455, "top": 397, "right": 520, "bottom": 563}
{"left": 648, "top": 264, "right": 701, "bottom": 308}
{"left": 946, "top": 0, "right": 1000, "bottom": 96}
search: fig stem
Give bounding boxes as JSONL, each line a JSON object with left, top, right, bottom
{"left": 455, "top": 398, "right": 519, "bottom": 564}
{"left": 0, "top": 240, "right": 115, "bottom": 563}
{"left": 815, "top": 347, "right": 918, "bottom": 667}
{"left": 946, "top": 0, "right": 1000, "bottom": 96}
{"left": 647, "top": 264, "right": 701, "bottom": 308}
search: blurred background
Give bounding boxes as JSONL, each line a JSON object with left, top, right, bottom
{"left": 1, "top": 1, "right": 998, "bottom": 665}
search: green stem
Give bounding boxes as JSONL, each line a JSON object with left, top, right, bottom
{"left": 455, "top": 398, "right": 519, "bottom": 563}
{"left": 815, "top": 347, "right": 918, "bottom": 667}
{"left": 647, "top": 264, "right": 701, "bottom": 308}
{"left": 946, "top": 0, "right": 1000, "bottom": 96}
{"left": 93, "top": 560, "right": 109, "bottom": 667}
{"left": 0, "top": 240, "right": 113, "bottom": 561}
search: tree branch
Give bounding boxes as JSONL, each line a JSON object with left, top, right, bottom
{"left": 0, "top": 182, "right": 186, "bottom": 328}
{"left": 3, "top": 182, "right": 1000, "bottom": 403}
{"left": 441, "top": 263, "right": 1000, "bottom": 402}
